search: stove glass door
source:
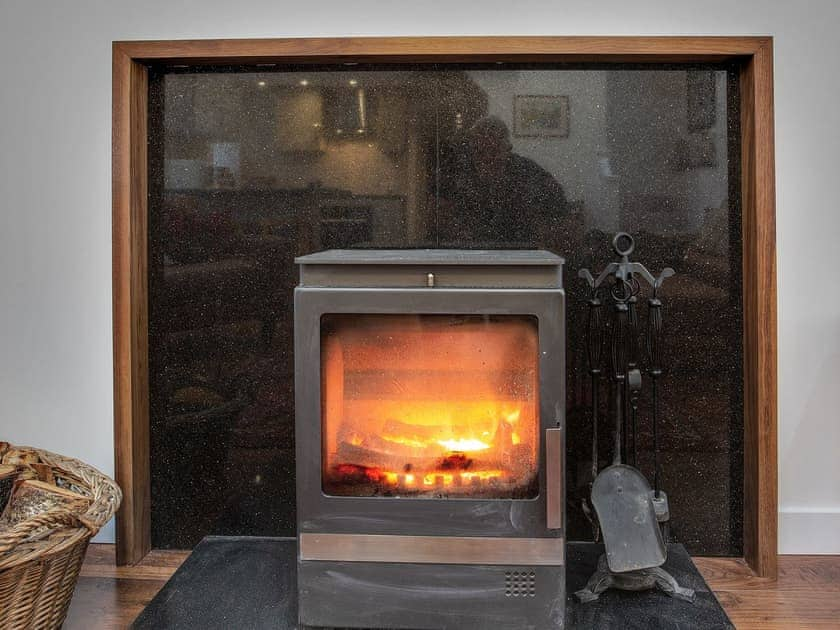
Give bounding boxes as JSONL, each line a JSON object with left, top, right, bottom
{"left": 321, "top": 314, "right": 539, "bottom": 499}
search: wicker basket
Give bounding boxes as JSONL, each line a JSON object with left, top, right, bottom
{"left": 0, "top": 447, "right": 122, "bottom": 629}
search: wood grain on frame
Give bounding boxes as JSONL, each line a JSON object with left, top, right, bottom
{"left": 111, "top": 37, "right": 777, "bottom": 576}
{"left": 114, "top": 36, "right": 770, "bottom": 64}
{"left": 739, "top": 38, "right": 778, "bottom": 579}
{"left": 113, "top": 43, "right": 151, "bottom": 566}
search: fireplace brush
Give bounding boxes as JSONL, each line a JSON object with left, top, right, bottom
{"left": 579, "top": 269, "right": 604, "bottom": 539}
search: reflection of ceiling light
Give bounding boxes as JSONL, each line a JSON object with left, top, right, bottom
{"left": 368, "top": 143, "right": 374, "bottom": 148}
{"left": 349, "top": 79, "right": 358, "bottom": 86}
{"left": 312, "top": 122, "right": 321, "bottom": 128}
{"left": 299, "top": 79, "right": 309, "bottom": 86}
{"left": 336, "top": 129, "right": 343, "bottom": 134}
{"left": 456, "top": 112, "right": 462, "bottom": 118}
{"left": 356, "top": 128, "right": 364, "bottom": 134}
{"left": 257, "top": 80, "right": 266, "bottom": 87}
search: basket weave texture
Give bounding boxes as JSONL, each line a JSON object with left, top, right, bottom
{"left": 0, "top": 447, "right": 121, "bottom": 629}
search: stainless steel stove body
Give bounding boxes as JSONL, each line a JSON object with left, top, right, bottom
{"left": 294, "top": 249, "right": 566, "bottom": 629}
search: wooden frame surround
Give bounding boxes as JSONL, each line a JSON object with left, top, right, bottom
{"left": 113, "top": 36, "right": 777, "bottom": 575}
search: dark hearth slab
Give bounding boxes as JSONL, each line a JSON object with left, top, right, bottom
{"left": 131, "top": 537, "right": 732, "bottom": 629}
{"left": 565, "top": 543, "right": 732, "bottom": 629}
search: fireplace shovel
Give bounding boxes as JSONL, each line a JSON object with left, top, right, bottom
{"left": 591, "top": 366, "right": 665, "bottom": 573}
{"left": 591, "top": 461, "right": 666, "bottom": 572}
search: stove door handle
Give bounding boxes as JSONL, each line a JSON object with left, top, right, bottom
{"left": 545, "top": 427, "right": 563, "bottom": 530}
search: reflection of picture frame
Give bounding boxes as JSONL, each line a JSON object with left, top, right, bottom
{"left": 514, "top": 95, "right": 569, "bottom": 138}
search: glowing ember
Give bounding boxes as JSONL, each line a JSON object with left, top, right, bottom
{"left": 436, "top": 438, "right": 490, "bottom": 452}
{"left": 333, "top": 463, "right": 384, "bottom": 483}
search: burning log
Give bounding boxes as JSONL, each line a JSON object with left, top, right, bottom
{"left": 381, "top": 419, "right": 448, "bottom": 441}
{"left": 438, "top": 452, "right": 473, "bottom": 471}
{"left": 335, "top": 440, "right": 442, "bottom": 473}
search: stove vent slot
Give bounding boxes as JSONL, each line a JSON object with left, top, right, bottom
{"left": 504, "top": 570, "right": 537, "bottom": 597}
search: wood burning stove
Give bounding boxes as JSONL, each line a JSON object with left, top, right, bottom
{"left": 294, "top": 249, "right": 566, "bottom": 629}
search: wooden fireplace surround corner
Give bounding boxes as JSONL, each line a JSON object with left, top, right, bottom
{"left": 112, "top": 36, "right": 777, "bottom": 575}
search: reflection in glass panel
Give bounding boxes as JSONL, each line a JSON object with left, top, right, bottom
{"left": 148, "top": 65, "right": 741, "bottom": 554}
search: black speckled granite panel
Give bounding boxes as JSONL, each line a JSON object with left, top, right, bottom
{"left": 147, "top": 65, "right": 742, "bottom": 555}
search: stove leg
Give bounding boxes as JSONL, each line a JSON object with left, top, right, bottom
{"left": 574, "top": 554, "right": 696, "bottom": 604}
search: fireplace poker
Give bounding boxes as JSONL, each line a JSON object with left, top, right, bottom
{"left": 579, "top": 269, "right": 605, "bottom": 539}
{"left": 609, "top": 279, "right": 631, "bottom": 467}
{"left": 627, "top": 292, "right": 641, "bottom": 467}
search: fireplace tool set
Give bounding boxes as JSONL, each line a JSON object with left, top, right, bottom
{"left": 575, "top": 233, "right": 695, "bottom": 603}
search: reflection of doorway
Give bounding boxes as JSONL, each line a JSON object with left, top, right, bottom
{"left": 113, "top": 37, "right": 777, "bottom": 579}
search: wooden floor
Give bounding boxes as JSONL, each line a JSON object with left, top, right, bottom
{"left": 64, "top": 545, "right": 840, "bottom": 629}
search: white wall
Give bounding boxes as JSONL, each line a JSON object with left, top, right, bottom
{"left": 1, "top": 0, "right": 838, "bottom": 552}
